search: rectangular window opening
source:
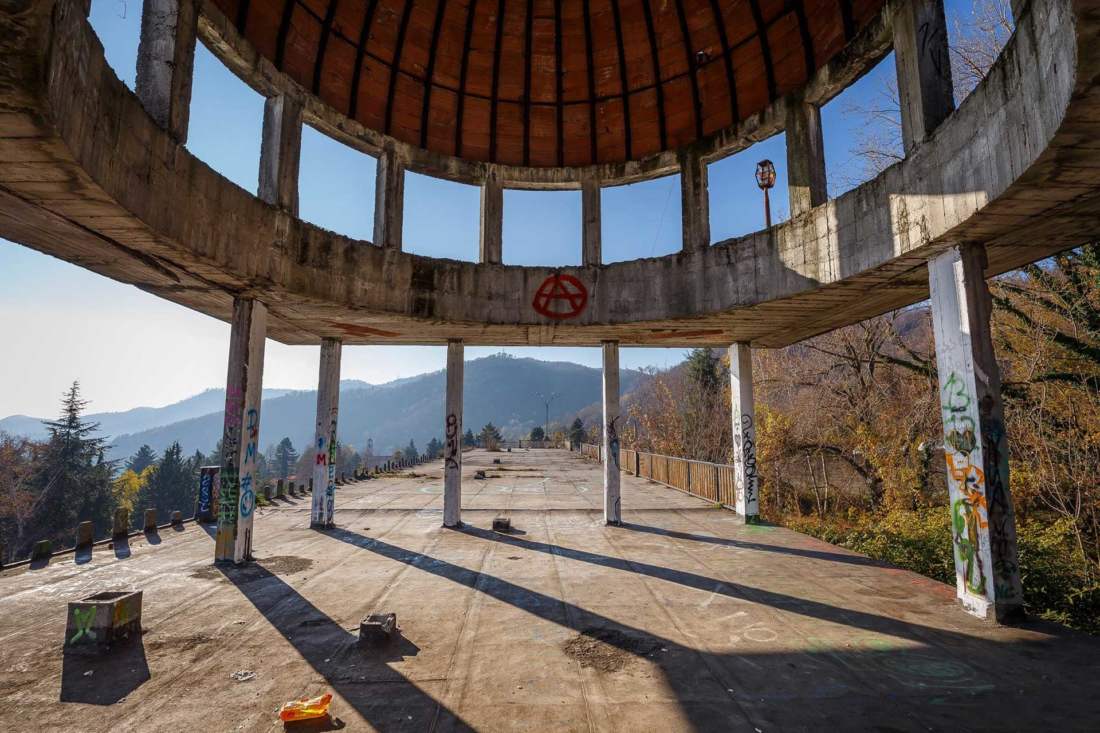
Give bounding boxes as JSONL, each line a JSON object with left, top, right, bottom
{"left": 403, "top": 172, "right": 480, "bottom": 262}
{"left": 601, "top": 176, "right": 682, "bottom": 264}
{"left": 186, "top": 42, "right": 265, "bottom": 195}
{"left": 707, "top": 134, "right": 789, "bottom": 245}
{"left": 503, "top": 189, "right": 582, "bottom": 267}
{"left": 298, "top": 125, "right": 376, "bottom": 241}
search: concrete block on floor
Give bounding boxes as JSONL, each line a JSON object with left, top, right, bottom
{"left": 143, "top": 509, "right": 157, "bottom": 532}
{"left": 358, "top": 613, "right": 397, "bottom": 647}
{"left": 65, "top": 590, "right": 143, "bottom": 653}
{"left": 112, "top": 508, "right": 129, "bottom": 539}
{"left": 492, "top": 517, "right": 511, "bottom": 532}
{"left": 31, "top": 539, "right": 52, "bottom": 561}
{"left": 170, "top": 511, "right": 183, "bottom": 526}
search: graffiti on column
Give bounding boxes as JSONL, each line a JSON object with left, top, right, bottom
{"left": 238, "top": 408, "right": 258, "bottom": 522}
{"left": 445, "top": 413, "right": 460, "bottom": 470}
{"left": 219, "top": 385, "right": 243, "bottom": 531}
{"left": 607, "top": 415, "right": 621, "bottom": 471}
{"left": 198, "top": 466, "right": 217, "bottom": 518}
{"left": 326, "top": 409, "right": 337, "bottom": 521}
{"left": 732, "top": 414, "right": 758, "bottom": 507}
{"left": 941, "top": 371, "right": 989, "bottom": 597}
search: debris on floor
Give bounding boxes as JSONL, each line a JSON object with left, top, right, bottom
{"left": 358, "top": 613, "right": 397, "bottom": 646}
{"left": 230, "top": 670, "right": 256, "bottom": 682}
{"left": 278, "top": 692, "right": 333, "bottom": 722}
{"left": 473, "top": 470, "right": 487, "bottom": 480}
{"left": 562, "top": 628, "right": 662, "bottom": 673}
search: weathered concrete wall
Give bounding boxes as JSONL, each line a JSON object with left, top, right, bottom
{"left": 0, "top": 0, "right": 1094, "bottom": 349}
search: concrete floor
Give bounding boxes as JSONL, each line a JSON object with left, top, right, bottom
{"left": 1, "top": 449, "right": 1097, "bottom": 732}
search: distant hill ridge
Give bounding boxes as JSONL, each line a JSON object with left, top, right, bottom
{"left": 0, "top": 355, "right": 642, "bottom": 461}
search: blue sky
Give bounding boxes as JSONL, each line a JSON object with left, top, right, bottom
{"left": 0, "top": 0, "right": 979, "bottom": 418}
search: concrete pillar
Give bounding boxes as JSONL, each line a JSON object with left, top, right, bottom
{"left": 259, "top": 95, "right": 303, "bottom": 215}
{"left": 581, "top": 176, "right": 602, "bottom": 266}
{"left": 443, "top": 340, "right": 464, "bottom": 528}
{"left": 893, "top": 0, "right": 954, "bottom": 154}
{"left": 602, "top": 341, "right": 622, "bottom": 524}
{"left": 76, "top": 521, "right": 94, "bottom": 549}
{"left": 143, "top": 509, "right": 158, "bottom": 532}
{"left": 678, "top": 147, "right": 710, "bottom": 253}
{"left": 479, "top": 173, "right": 503, "bottom": 264}
{"left": 785, "top": 97, "right": 828, "bottom": 218}
{"left": 310, "top": 338, "right": 342, "bottom": 528}
{"left": 928, "top": 243, "right": 1023, "bottom": 622}
{"left": 112, "top": 508, "right": 130, "bottom": 538}
{"left": 215, "top": 298, "right": 267, "bottom": 564}
{"left": 135, "top": 0, "right": 197, "bottom": 143}
{"left": 730, "top": 343, "right": 759, "bottom": 522}
{"left": 373, "top": 145, "right": 405, "bottom": 249}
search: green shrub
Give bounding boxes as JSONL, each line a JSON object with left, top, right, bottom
{"left": 783, "top": 510, "right": 1099, "bottom": 634}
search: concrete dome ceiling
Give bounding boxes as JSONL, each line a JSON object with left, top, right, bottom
{"left": 211, "top": 0, "right": 884, "bottom": 166}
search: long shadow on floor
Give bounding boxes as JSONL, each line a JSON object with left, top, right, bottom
{"left": 619, "top": 520, "right": 884, "bottom": 567}
{"left": 321, "top": 525, "right": 1100, "bottom": 730}
{"left": 60, "top": 633, "right": 150, "bottom": 704}
{"left": 215, "top": 561, "right": 472, "bottom": 730}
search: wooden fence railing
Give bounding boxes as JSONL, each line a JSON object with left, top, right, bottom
{"left": 577, "top": 443, "right": 737, "bottom": 507}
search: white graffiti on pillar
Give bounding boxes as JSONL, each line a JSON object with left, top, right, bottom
{"left": 445, "top": 413, "right": 460, "bottom": 470}
{"left": 733, "top": 413, "right": 758, "bottom": 510}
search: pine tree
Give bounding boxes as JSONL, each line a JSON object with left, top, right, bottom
{"left": 126, "top": 445, "right": 158, "bottom": 473}
{"left": 29, "top": 382, "right": 114, "bottom": 548}
{"left": 530, "top": 426, "right": 546, "bottom": 441}
{"left": 479, "top": 422, "right": 503, "bottom": 450}
{"left": 273, "top": 437, "right": 299, "bottom": 480}
{"left": 463, "top": 428, "right": 476, "bottom": 448}
{"left": 137, "top": 442, "right": 194, "bottom": 519}
{"left": 425, "top": 437, "right": 442, "bottom": 460}
{"left": 569, "top": 418, "right": 586, "bottom": 446}
{"left": 404, "top": 439, "right": 419, "bottom": 462}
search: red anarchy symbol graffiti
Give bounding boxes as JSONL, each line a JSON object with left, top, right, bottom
{"left": 532, "top": 274, "right": 588, "bottom": 320}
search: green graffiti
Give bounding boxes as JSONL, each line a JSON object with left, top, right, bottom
{"left": 952, "top": 498, "right": 987, "bottom": 596}
{"left": 944, "top": 426, "right": 976, "bottom": 455}
{"left": 69, "top": 607, "right": 97, "bottom": 644}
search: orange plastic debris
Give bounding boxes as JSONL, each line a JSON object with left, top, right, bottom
{"left": 278, "top": 692, "right": 333, "bottom": 722}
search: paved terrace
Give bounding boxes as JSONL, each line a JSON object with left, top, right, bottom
{"left": 1, "top": 449, "right": 1097, "bottom": 732}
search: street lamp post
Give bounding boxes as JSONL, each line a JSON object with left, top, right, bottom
{"left": 536, "top": 391, "right": 559, "bottom": 446}
{"left": 755, "top": 159, "right": 777, "bottom": 228}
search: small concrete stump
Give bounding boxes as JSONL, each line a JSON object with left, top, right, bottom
{"left": 492, "top": 517, "right": 511, "bottom": 532}
{"left": 263, "top": 484, "right": 273, "bottom": 501}
{"left": 31, "top": 539, "right": 53, "bottom": 561}
{"left": 358, "top": 613, "right": 397, "bottom": 647}
{"left": 112, "top": 508, "right": 130, "bottom": 539}
{"left": 170, "top": 511, "right": 183, "bottom": 526}
{"left": 65, "top": 590, "right": 143, "bottom": 653}
{"left": 288, "top": 482, "right": 296, "bottom": 496}
{"left": 76, "top": 521, "right": 94, "bottom": 549}
{"left": 492, "top": 458, "right": 501, "bottom": 464}
{"left": 143, "top": 509, "right": 157, "bottom": 532}
{"left": 474, "top": 470, "right": 487, "bottom": 480}
{"left": 276, "top": 479, "right": 285, "bottom": 497}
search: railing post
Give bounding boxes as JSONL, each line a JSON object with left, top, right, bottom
{"left": 893, "top": 0, "right": 955, "bottom": 154}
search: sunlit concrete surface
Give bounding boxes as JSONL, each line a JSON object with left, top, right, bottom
{"left": 1, "top": 449, "right": 1097, "bottom": 731}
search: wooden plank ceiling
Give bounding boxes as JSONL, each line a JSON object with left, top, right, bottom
{"left": 211, "top": 0, "right": 883, "bottom": 166}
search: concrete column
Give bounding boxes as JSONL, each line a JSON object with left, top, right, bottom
{"left": 479, "top": 172, "right": 503, "bottom": 264}
{"left": 135, "top": 0, "right": 197, "bottom": 143}
{"left": 215, "top": 298, "right": 267, "bottom": 564}
{"left": 893, "top": 0, "right": 954, "bottom": 154}
{"left": 602, "top": 341, "right": 622, "bottom": 525}
{"left": 678, "top": 147, "right": 710, "bottom": 252}
{"left": 310, "top": 338, "right": 342, "bottom": 528}
{"left": 259, "top": 95, "right": 303, "bottom": 215}
{"left": 928, "top": 243, "right": 1023, "bottom": 622}
{"left": 443, "top": 340, "right": 463, "bottom": 528}
{"left": 730, "top": 343, "right": 759, "bottom": 522}
{"left": 373, "top": 145, "right": 405, "bottom": 249}
{"left": 785, "top": 97, "right": 828, "bottom": 218}
{"left": 581, "top": 176, "right": 602, "bottom": 266}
